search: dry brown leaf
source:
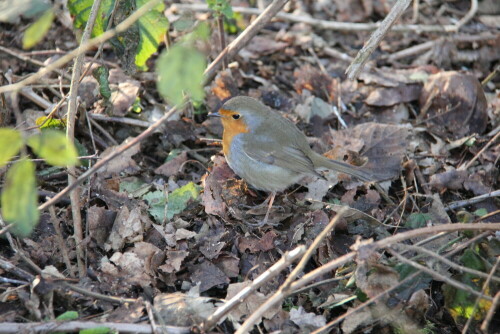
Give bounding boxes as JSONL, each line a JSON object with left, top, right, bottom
{"left": 419, "top": 71, "right": 488, "bottom": 139}
{"left": 190, "top": 261, "right": 229, "bottom": 292}
{"left": 105, "top": 205, "right": 152, "bottom": 251}
{"left": 225, "top": 281, "right": 278, "bottom": 323}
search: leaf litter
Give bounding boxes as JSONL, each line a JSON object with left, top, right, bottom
{"left": 0, "top": 1, "right": 499, "bottom": 333}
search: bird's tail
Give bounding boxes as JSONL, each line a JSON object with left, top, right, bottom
{"left": 311, "top": 153, "right": 379, "bottom": 182}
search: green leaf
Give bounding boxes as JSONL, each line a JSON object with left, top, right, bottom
{"left": 22, "top": 9, "right": 55, "bottom": 49}
{"left": 167, "top": 182, "right": 200, "bottom": 219}
{"left": 156, "top": 44, "right": 206, "bottom": 105}
{"left": 27, "top": 130, "right": 78, "bottom": 167}
{"left": 92, "top": 66, "right": 111, "bottom": 100}
{"left": 0, "top": 0, "right": 51, "bottom": 23}
{"left": 56, "top": 311, "right": 79, "bottom": 321}
{"left": 143, "top": 190, "right": 166, "bottom": 222}
{"left": 68, "top": 0, "right": 115, "bottom": 37}
{"left": 1, "top": 159, "right": 39, "bottom": 237}
{"left": 473, "top": 208, "right": 488, "bottom": 217}
{"left": 0, "top": 128, "right": 23, "bottom": 167}
{"left": 143, "top": 182, "right": 200, "bottom": 222}
{"left": 404, "top": 213, "right": 431, "bottom": 229}
{"left": 135, "top": 0, "right": 169, "bottom": 70}
{"left": 79, "top": 327, "right": 112, "bottom": 334}
{"left": 207, "top": 0, "right": 234, "bottom": 18}
{"left": 35, "top": 116, "right": 67, "bottom": 130}
{"left": 68, "top": 0, "right": 168, "bottom": 72}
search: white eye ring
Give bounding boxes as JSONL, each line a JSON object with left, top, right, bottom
{"left": 232, "top": 114, "right": 241, "bottom": 120}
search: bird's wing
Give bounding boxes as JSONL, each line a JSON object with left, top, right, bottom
{"left": 243, "top": 138, "right": 320, "bottom": 176}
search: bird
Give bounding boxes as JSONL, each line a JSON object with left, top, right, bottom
{"left": 210, "top": 96, "right": 377, "bottom": 226}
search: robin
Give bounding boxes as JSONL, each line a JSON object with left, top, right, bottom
{"left": 211, "top": 96, "right": 377, "bottom": 226}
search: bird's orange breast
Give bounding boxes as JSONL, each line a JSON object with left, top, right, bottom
{"left": 219, "top": 109, "right": 249, "bottom": 157}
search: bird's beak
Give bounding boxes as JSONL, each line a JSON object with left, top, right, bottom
{"left": 208, "top": 111, "right": 221, "bottom": 117}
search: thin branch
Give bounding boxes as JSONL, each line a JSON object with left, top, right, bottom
{"left": 462, "top": 256, "right": 500, "bottom": 333}
{"left": 0, "top": 0, "right": 163, "bottom": 94}
{"left": 237, "top": 223, "right": 500, "bottom": 332}
{"left": 481, "top": 291, "right": 500, "bottom": 332}
{"left": 89, "top": 113, "right": 152, "bottom": 128}
{"left": 458, "top": 131, "right": 500, "bottom": 171}
{"left": 173, "top": 3, "right": 474, "bottom": 33}
{"left": 203, "top": 0, "right": 289, "bottom": 84}
{"left": 346, "top": 0, "right": 412, "bottom": 80}
{"left": 201, "top": 246, "right": 306, "bottom": 331}
{"left": 394, "top": 244, "right": 500, "bottom": 283}
{"left": 387, "top": 248, "right": 493, "bottom": 302}
{"left": 445, "top": 189, "right": 500, "bottom": 211}
{"left": 235, "top": 252, "right": 355, "bottom": 334}
{"left": 281, "top": 207, "right": 348, "bottom": 291}
{"left": 310, "top": 271, "right": 422, "bottom": 334}
{"left": 66, "top": 0, "right": 103, "bottom": 279}
{"left": 38, "top": 103, "right": 184, "bottom": 211}
{"left": 0, "top": 322, "right": 152, "bottom": 334}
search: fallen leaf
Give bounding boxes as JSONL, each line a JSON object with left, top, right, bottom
{"left": 289, "top": 306, "right": 326, "bottom": 330}
{"left": 190, "top": 261, "right": 229, "bottom": 292}
{"left": 419, "top": 71, "right": 488, "bottom": 139}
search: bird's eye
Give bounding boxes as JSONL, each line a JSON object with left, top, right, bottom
{"left": 232, "top": 114, "right": 241, "bottom": 120}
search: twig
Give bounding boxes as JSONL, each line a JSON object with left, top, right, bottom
{"left": 38, "top": 103, "right": 184, "bottom": 211}
{"left": 458, "top": 131, "right": 500, "bottom": 171}
{"left": 387, "top": 248, "right": 493, "bottom": 302}
{"left": 481, "top": 291, "right": 500, "bottom": 332}
{"left": 201, "top": 245, "right": 306, "bottom": 331}
{"left": 322, "top": 46, "right": 354, "bottom": 63}
{"left": 203, "top": 0, "right": 289, "bottom": 84}
{"left": 88, "top": 113, "right": 152, "bottom": 128}
{"left": 66, "top": 0, "right": 103, "bottom": 278}
{"left": 394, "top": 244, "right": 500, "bottom": 283}
{"left": 481, "top": 64, "right": 500, "bottom": 86}
{"left": 281, "top": 207, "right": 348, "bottom": 291}
{"left": 88, "top": 117, "right": 118, "bottom": 146}
{"left": 60, "top": 281, "right": 137, "bottom": 305}
{"left": 310, "top": 271, "right": 422, "bottom": 334}
{"left": 19, "top": 87, "right": 53, "bottom": 109}
{"left": 0, "top": 45, "right": 71, "bottom": 80}
{"left": 0, "top": 0, "right": 164, "bottom": 94}
{"left": 0, "top": 255, "right": 35, "bottom": 282}
{"left": 235, "top": 252, "right": 355, "bottom": 334}
{"left": 346, "top": 0, "right": 412, "bottom": 80}
{"left": 49, "top": 206, "right": 76, "bottom": 278}
{"left": 237, "top": 223, "right": 500, "bottom": 331}
{"left": 145, "top": 301, "right": 159, "bottom": 334}
{"left": 455, "top": 0, "right": 478, "bottom": 30}
{"left": 173, "top": 3, "right": 475, "bottom": 33}
{"left": 385, "top": 40, "right": 436, "bottom": 62}
{"left": 445, "top": 190, "right": 500, "bottom": 211}
{"left": 462, "top": 256, "right": 500, "bottom": 333}
{"left": 0, "top": 321, "right": 152, "bottom": 333}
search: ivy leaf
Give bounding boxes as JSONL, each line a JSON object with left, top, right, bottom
{"left": 143, "top": 182, "right": 200, "bottom": 222}
{"left": 156, "top": 44, "right": 206, "bottom": 105}
{"left": 92, "top": 66, "right": 111, "bottom": 100}
{"left": 67, "top": 0, "right": 169, "bottom": 71}
{"left": 22, "top": 8, "right": 55, "bottom": 49}
{"left": 0, "top": 128, "right": 23, "bottom": 167}
{"left": 1, "top": 159, "right": 39, "bottom": 237}
{"left": 135, "top": 0, "right": 169, "bottom": 70}
{"left": 35, "top": 116, "right": 67, "bottom": 130}
{"left": 27, "top": 130, "right": 78, "bottom": 167}
{"left": 68, "top": 0, "right": 115, "bottom": 37}
{"left": 56, "top": 311, "right": 79, "bottom": 321}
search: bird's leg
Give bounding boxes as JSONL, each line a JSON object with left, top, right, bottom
{"left": 246, "top": 191, "right": 276, "bottom": 227}
{"left": 261, "top": 191, "right": 276, "bottom": 226}
{"left": 239, "top": 192, "right": 272, "bottom": 211}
